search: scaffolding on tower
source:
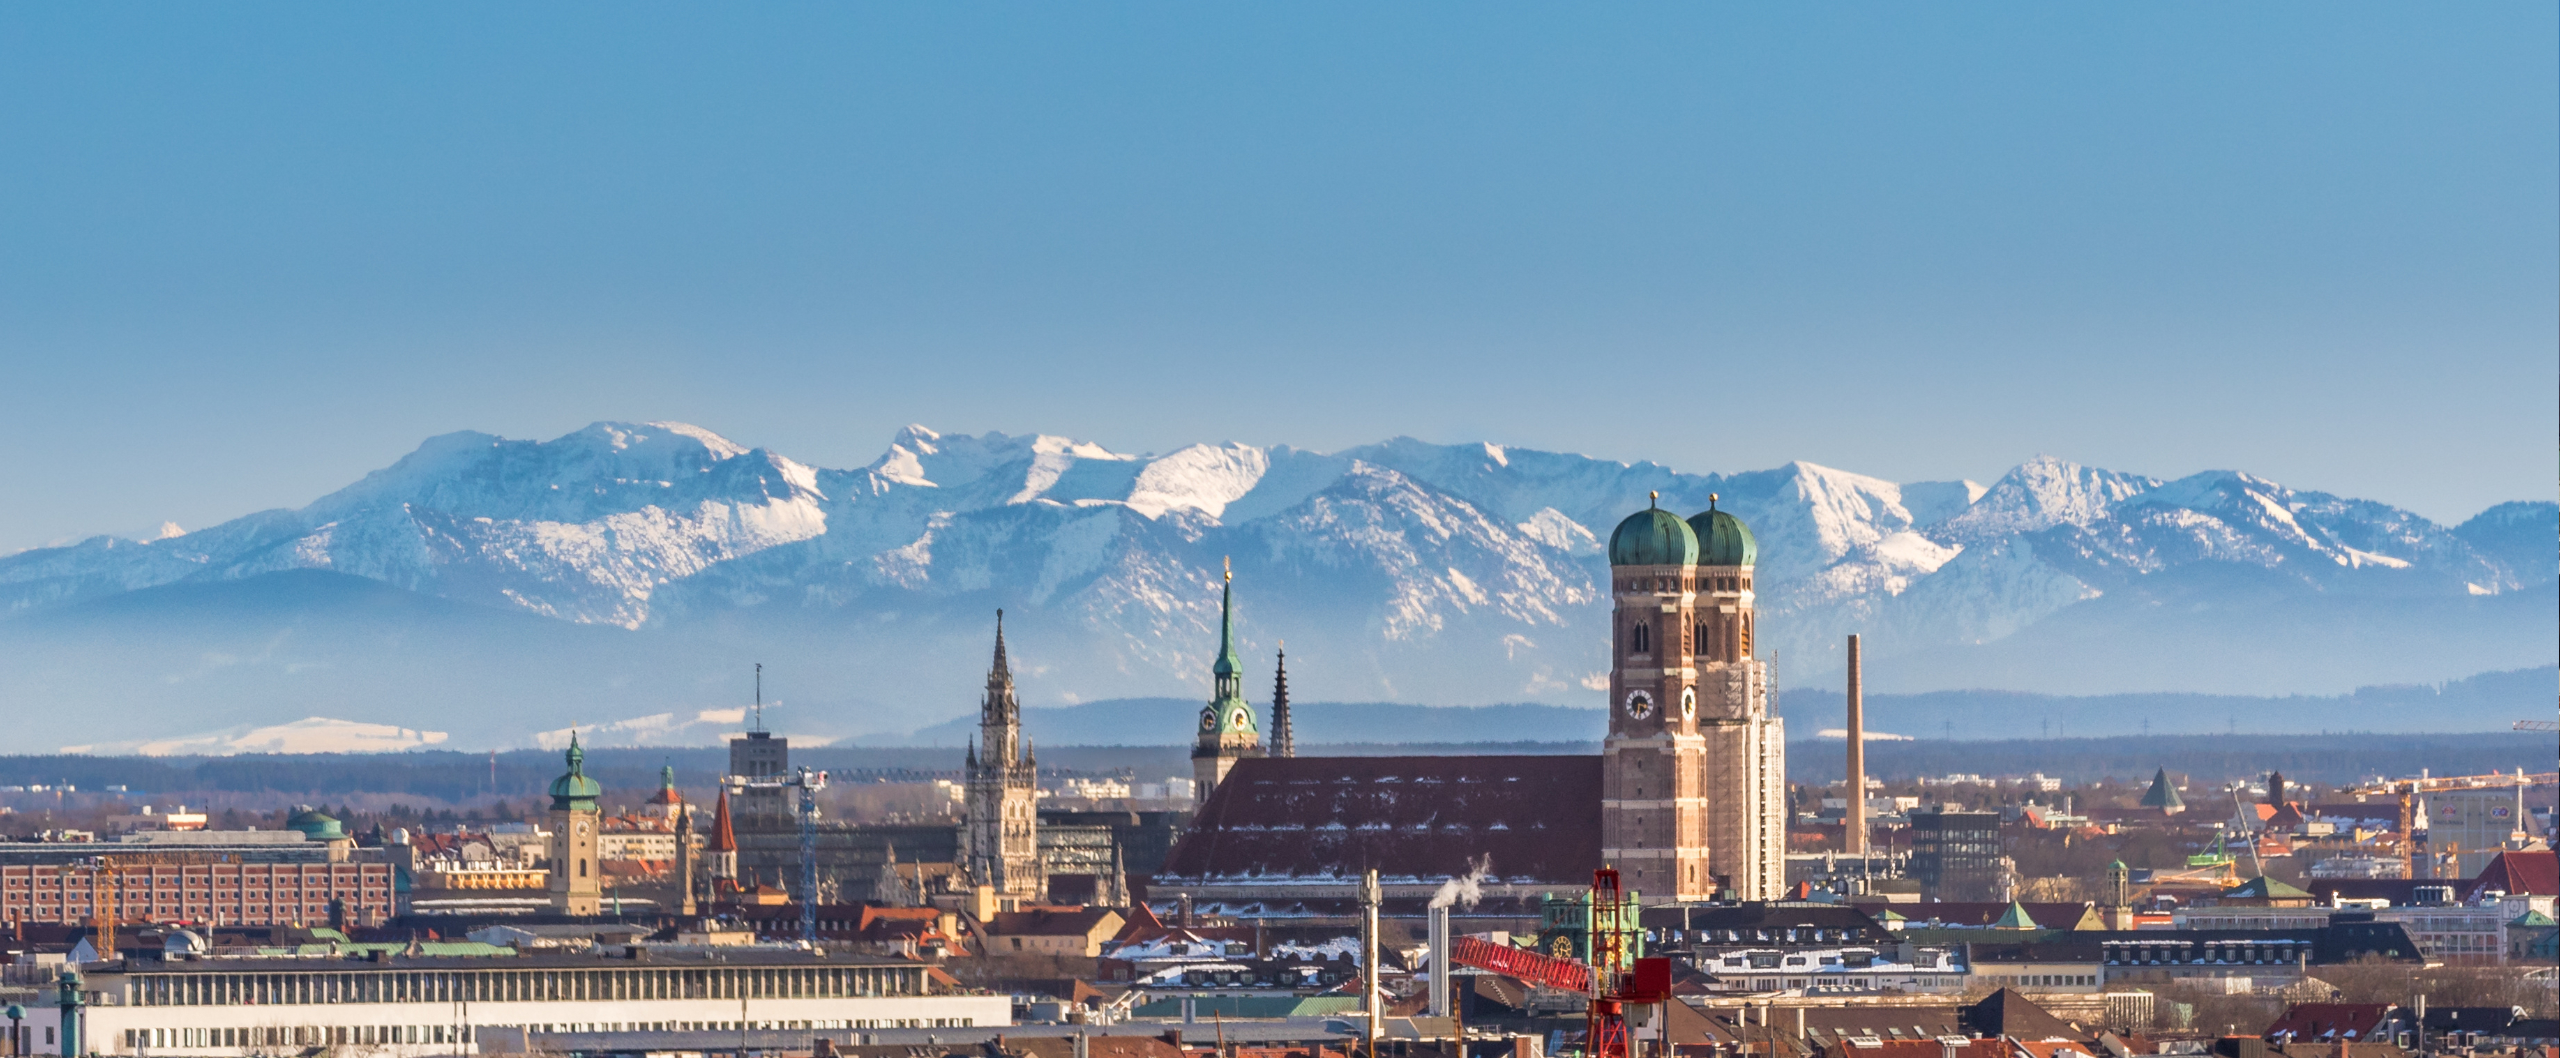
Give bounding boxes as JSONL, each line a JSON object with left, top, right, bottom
{"left": 724, "top": 766, "right": 831, "bottom": 943}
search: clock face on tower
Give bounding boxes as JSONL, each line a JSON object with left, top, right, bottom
{"left": 1680, "top": 687, "right": 1697, "bottom": 720}
{"left": 1229, "top": 707, "right": 1251, "bottom": 730}
{"left": 1200, "top": 708, "right": 1219, "bottom": 733}
{"left": 1623, "top": 690, "right": 1655, "bottom": 720}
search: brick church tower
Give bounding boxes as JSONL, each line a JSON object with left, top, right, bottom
{"left": 1601, "top": 493, "right": 1786, "bottom": 903}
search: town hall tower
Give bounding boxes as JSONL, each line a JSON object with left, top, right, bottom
{"left": 965, "top": 612, "right": 1043, "bottom": 906}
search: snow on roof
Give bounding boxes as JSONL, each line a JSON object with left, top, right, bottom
{"left": 1157, "top": 755, "right": 1601, "bottom": 886}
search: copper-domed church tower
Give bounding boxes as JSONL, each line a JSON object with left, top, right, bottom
{"left": 1192, "top": 559, "right": 1263, "bottom": 805}
{"left": 1601, "top": 492, "right": 1785, "bottom": 902}
{"left": 546, "top": 733, "right": 604, "bottom": 915}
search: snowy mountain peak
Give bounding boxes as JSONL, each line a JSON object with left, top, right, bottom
{"left": 1, "top": 424, "right": 2549, "bottom": 746}
{"left": 1937, "top": 455, "right": 2160, "bottom": 543}
{"left": 613, "top": 421, "right": 752, "bottom": 460}
{"left": 1126, "top": 443, "right": 1270, "bottom": 519}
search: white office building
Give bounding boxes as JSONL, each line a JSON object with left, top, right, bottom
{"left": 29, "top": 947, "right": 1007, "bottom": 1056}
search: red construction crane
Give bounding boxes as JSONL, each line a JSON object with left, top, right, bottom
{"left": 1449, "top": 935, "right": 1592, "bottom": 993}
{"left": 1586, "top": 868, "right": 1633, "bottom": 1058}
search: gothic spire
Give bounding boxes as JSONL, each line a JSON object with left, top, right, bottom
{"left": 1272, "top": 643, "right": 1294, "bottom": 758}
{"left": 990, "top": 609, "right": 1012, "bottom": 683}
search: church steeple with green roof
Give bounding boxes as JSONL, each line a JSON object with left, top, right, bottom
{"left": 1191, "top": 558, "right": 1264, "bottom": 806}
{"left": 2140, "top": 767, "right": 2185, "bottom": 814}
{"left": 1201, "top": 557, "right": 1256, "bottom": 736}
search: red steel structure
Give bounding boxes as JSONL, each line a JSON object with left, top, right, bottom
{"left": 1586, "top": 868, "right": 1633, "bottom": 1058}
{"left": 1449, "top": 934, "right": 1592, "bottom": 993}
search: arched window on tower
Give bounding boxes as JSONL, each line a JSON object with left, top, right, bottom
{"left": 1630, "top": 622, "right": 1651, "bottom": 655}
{"left": 1696, "top": 623, "right": 1712, "bottom": 661}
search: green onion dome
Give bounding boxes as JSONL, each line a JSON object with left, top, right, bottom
{"left": 548, "top": 733, "right": 602, "bottom": 810}
{"left": 1688, "top": 495, "right": 1757, "bottom": 567}
{"left": 1608, "top": 493, "right": 1699, "bottom": 567}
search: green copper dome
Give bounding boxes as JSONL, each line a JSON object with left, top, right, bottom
{"left": 1608, "top": 496, "right": 1698, "bottom": 567}
{"left": 284, "top": 806, "right": 345, "bottom": 842}
{"left": 1687, "top": 498, "right": 1757, "bottom": 567}
{"left": 548, "top": 733, "right": 602, "bottom": 810}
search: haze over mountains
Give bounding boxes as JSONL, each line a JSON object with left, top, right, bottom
{"left": 1, "top": 422, "right": 2550, "bottom": 753}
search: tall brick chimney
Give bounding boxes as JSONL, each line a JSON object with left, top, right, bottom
{"left": 1845, "top": 634, "right": 1867, "bottom": 857}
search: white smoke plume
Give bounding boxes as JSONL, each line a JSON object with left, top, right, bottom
{"left": 1428, "top": 855, "right": 1494, "bottom": 910}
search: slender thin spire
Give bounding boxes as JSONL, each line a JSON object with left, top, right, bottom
{"left": 1272, "top": 642, "right": 1293, "bottom": 758}
{"left": 1213, "top": 557, "right": 1241, "bottom": 680}
{"left": 991, "top": 609, "right": 1011, "bottom": 680}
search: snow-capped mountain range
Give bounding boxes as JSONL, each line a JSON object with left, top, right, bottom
{"left": 0, "top": 422, "right": 2550, "bottom": 751}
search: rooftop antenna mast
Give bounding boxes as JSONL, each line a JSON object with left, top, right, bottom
{"left": 753, "top": 662, "right": 765, "bottom": 734}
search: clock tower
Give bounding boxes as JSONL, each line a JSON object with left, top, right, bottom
{"left": 547, "top": 732, "right": 604, "bottom": 916}
{"left": 1600, "top": 492, "right": 1786, "bottom": 903}
{"left": 1601, "top": 493, "right": 1714, "bottom": 903}
{"left": 965, "top": 611, "right": 1043, "bottom": 905}
{"left": 1192, "top": 559, "right": 1263, "bottom": 806}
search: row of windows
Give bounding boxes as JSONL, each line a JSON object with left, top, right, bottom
{"left": 1619, "top": 617, "right": 1754, "bottom": 659}
{"left": 132, "top": 966, "right": 925, "bottom": 1007}
{"left": 130, "top": 1025, "right": 468, "bottom": 1049}
{"left": 2103, "top": 945, "right": 2306, "bottom": 965}
{"left": 1618, "top": 576, "right": 1753, "bottom": 592}
{"left": 120, "top": 1017, "right": 975, "bottom": 1051}
{"left": 1980, "top": 974, "right": 2096, "bottom": 987}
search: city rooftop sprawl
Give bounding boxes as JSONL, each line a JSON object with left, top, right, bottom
{"left": 0, "top": 496, "right": 2550, "bottom": 1058}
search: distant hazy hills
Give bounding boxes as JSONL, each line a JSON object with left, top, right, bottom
{"left": 0, "top": 421, "right": 2550, "bottom": 752}
{"left": 874, "top": 665, "right": 2557, "bottom": 747}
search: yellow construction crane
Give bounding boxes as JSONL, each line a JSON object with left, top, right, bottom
{"left": 2343, "top": 769, "right": 2556, "bottom": 877}
{"left": 84, "top": 861, "right": 119, "bottom": 956}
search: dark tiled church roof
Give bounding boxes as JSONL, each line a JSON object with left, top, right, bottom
{"left": 1158, "top": 755, "right": 1600, "bottom": 885}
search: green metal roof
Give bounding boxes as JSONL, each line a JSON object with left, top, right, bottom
{"left": 1688, "top": 500, "right": 1757, "bottom": 567}
{"left": 1203, "top": 563, "right": 1256, "bottom": 736}
{"left": 1212, "top": 567, "right": 1243, "bottom": 679}
{"left": 2139, "top": 767, "right": 2185, "bottom": 810}
{"left": 548, "top": 732, "right": 602, "bottom": 810}
{"left": 284, "top": 807, "right": 346, "bottom": 842}
{"left": 1992, "top": 902, "right": 2041, "bottom": 930}
{"left": 1609, "top": 501, "right": 1698, "bottom": 567}
{"left": 2227, "top": 875, "right": 2314, "bottom": 900}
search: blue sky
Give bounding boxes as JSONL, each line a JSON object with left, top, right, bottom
{"left": 2, "top": 4, "right": 2552, "bottom": 552}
